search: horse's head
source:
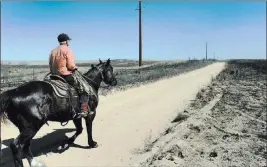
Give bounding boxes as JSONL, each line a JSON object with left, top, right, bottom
{"left": 89, "top": 58, "right": 117, "bottom": 86}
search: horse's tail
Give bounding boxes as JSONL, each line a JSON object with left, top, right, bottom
{"left": 0, "top": 89, "right": 13, "bottom": 124}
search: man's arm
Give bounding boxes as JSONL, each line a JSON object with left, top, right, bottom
{"left": 66, "top": 48, "right": 78, "bottom": 71}
{"left": 49, "top": 52, "right": 53, "bottom": 72}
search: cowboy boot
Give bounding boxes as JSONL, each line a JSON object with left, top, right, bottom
{"left": 79, "top": 93, "right": 89, "bottom": 117}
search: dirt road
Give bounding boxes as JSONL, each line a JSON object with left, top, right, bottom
{"left": 1, "top": 62, "right": 225, "bottom": 167}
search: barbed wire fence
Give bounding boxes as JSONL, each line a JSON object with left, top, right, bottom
{"left": 0, "top": 59, "right": 217, "bottom": 93}
{"left": 0, "top": 66, "right": 49, "bottom": 92}
{"left": 0, "top": 65, "right": 92, "bottom": 92}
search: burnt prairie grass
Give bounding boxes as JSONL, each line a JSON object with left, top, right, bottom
{"left": 215, "top": 59, "right": 266, "bottom": 81}
{"left": 166, "top": 59, "right": 266, "bottom": 167}
{"left": 213, "top": 60, "right": 267, "bottom": 166}
{"left": 190, "top": 59, "right": 266, "bottom": 110}
{"left": 1, "top": 60, "right": 216, "bottom": 93}
{"left": 182, "top": 59, "right": 266, "bottom": 166}
{"left": 213, "top": 59, "right": 267, "bottom": 121}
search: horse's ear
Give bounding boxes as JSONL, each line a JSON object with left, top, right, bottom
{"left": 91, "top": 64, "right": 95, "bottom": 68}
{"left": 107, "top": 58, "right": 110, "bottom": 65}
{"left": 99, "top": 59, "right": 103, "bottom": 64}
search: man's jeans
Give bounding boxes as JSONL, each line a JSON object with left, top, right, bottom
{"left": 60, "top": 74, "right": 89, "bottom": 117}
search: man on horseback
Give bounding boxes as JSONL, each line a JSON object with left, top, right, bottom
{"left": 49, "top": 33, "right": 89, "bottom": 119}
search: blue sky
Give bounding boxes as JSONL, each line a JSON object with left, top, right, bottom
{"left": 1, "top": 1, "right": 266, "bottom": 61}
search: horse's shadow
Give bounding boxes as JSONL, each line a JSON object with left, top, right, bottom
{"left": 1, "top": 128, "right": 90, "bottom": 166}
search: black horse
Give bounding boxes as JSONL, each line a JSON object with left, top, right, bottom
{"left": 0, "top": 59, "right": 117, "bottom": 167}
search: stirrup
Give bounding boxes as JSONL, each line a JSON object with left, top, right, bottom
{"left": 75, "top": 111, "right": 88, "bottom": 118}
{"left": 80, "top": 112, "right": 88, "bottom": 117}
{"left": 73, "top": 113, "right": 82, "bottom": 119}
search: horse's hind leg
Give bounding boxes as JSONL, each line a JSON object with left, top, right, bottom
{"left": 10, "top": 134, "right": 24, "bottom": 167}
{"left": 9, "top": 111, "right": 44, "bottom": 167}
{"left": 23, "top": 141, "right": 34, "bottom": 165}
{"left": 10, "top": 128, "right": 37, "bottom": 167}
{"left": 23, "top": 140, "right": 46, "bottom": 167}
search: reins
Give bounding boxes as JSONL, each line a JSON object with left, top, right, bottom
{"left": 81, "top": 66, "right": 104, "bottom": 85}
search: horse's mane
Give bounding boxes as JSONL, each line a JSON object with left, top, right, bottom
{"left": 84, "top": 62, "right": 104, "bottom": 75}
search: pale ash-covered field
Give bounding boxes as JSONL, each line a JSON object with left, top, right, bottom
{"left": 135, "top": 60, "right": 267, "bottom": 167}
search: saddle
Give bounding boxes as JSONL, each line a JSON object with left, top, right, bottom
{"left": 43, "top": 75, "right": 78, "bottom": 98}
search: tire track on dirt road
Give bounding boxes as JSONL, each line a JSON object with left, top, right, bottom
{"left": 1, "top": 62, "right": 225, "bottom": 167}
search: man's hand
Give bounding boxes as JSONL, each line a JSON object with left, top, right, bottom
{"left": 71, "top": 67, "right": 78, "bottom": 72}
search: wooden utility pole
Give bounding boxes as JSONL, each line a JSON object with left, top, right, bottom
{"left": 206, "top": 42, "right": 208, "bottom": 60}
{"left": 138, "top": 0, "right": 142, "bottom": 66}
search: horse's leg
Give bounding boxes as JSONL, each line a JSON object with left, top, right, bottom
{"left": 10, "top": 128, "right": 37, "bottom": 167}
{"left": 67, "top": 118, "right": 83, "bottom": 144}
{"left": 23, "top": 140, "right": 46, "bottom": 167}
{"left": 58, "top": 118, "right": 83, "bottom": 151}
{"left": 9, "top": 107, "right": 45, "bottom": 167}
{"left": 10, "top": 134, "right": 24, "bottom": 167}
{"left": 85, "top": 113, "right": 98, "bottom": 148}
{"left": 23, "top": 141, "right": 34, "bottom": 165}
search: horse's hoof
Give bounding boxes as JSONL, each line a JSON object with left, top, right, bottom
{"left": 89, "top": 141, "right": 98, "bottom": 148}
{"left": 31, "top": 159, "right": 47, "bottom": 167}
{"left": 57, "top": 143, "right": 69, "bottom": 151}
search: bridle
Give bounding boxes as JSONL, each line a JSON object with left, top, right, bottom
{"left": 95, "top": 66, "right": 104, "bottom": 80}
{"left": 82, "top": 65, "right": 104, "bottom": 85}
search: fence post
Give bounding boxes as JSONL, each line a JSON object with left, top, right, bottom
{"left": 32, "top": 67, "right": 34, "bottom": 80}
